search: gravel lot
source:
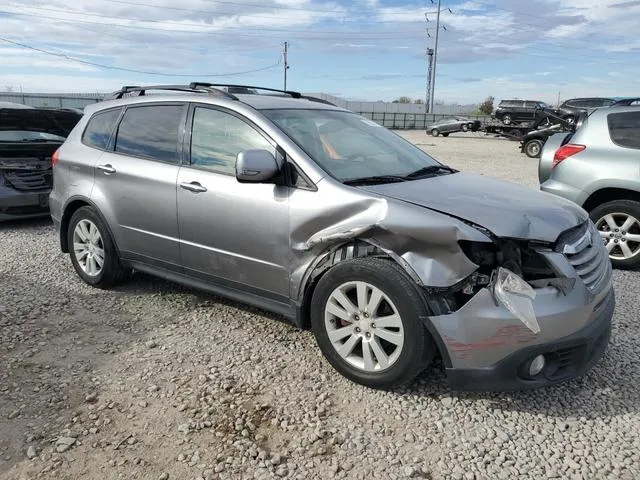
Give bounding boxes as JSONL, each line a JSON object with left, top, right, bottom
{"left": 1, "top": 132, "right": 638, "bottom": 480}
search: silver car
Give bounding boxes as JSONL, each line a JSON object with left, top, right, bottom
{"left": 540, "top": 106, "right": 640, "bottom": 269}
{"left": 50, "top": 84, "right": 614, "bottom": 390}
{"left": 427, "top": 117, "right": 481, "bottom": 137}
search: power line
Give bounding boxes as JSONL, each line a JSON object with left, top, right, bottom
{"left": 0, "top": 37, "right": 283, "bottom": 76}
{"left": 0, "top": 7, "right": 428, "bottom": 37}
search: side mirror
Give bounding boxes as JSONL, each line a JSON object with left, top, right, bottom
{"left": 236, "top": 149, "right": 280, "bottom": 183}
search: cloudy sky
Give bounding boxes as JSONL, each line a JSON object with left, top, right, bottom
{"left": 1, "top": 0, "right": 639, "bottom": 103}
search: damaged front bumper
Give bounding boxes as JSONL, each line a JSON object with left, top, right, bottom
{"left": 427, "top": 267, "right": 614, "bottom": 390}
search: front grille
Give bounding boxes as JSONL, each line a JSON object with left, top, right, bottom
{"left": 562, "top": 222, "right": 611, "bottom": 293}
{"left": 3, "top": 170, "right": 52, "bottom": 191}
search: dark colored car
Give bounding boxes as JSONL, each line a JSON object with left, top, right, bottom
{"left": 556, "top": 98, "right": 616, "bottom": 123}
{"left": 427, "top": 116, "right": 481, "bottom": 137}
{"left": 494, "top": 100, "right": 552, "bottom": 125}
{"left": 0, "top": 104, "right": 81, "bottom": 221}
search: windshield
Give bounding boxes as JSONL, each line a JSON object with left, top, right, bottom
{"left": 0, "top": 130, "right": 66, "bottom": 142}
{"left": 262, "top": 109, "right": 442, "bottom": 182}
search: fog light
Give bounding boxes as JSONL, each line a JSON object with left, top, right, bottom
{"left": 529, "top": 355, "right": 546, "bottom": 376}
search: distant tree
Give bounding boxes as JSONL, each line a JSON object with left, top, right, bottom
{"left": 478, "top": 96, "right": 495, "bottom": 115}
{"left": 393, "top": 96, "right": 412, "bottom": 104}
{"left": 414, "top": 99, "right": 424, "bottom": 104}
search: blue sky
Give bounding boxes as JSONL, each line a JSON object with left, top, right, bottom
{"left": 1, "top": 0, "right": 639, "bottom": 104}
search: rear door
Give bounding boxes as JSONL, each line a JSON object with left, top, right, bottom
{"left": 91, "top": 103, "right": 187, "bottom": 268}
{"left": 176, "top": 104, "right": 290, "bottom": 300}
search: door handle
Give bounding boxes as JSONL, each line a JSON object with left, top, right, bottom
{"left": 97, "top": 164, "right": 116, "bottom": 175}
{"left": 180, "top": 181, "right": 207, "bottom": 193}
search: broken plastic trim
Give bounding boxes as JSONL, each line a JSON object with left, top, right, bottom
{"left": 493, "top": 267, "right": 540, "bottom": 334}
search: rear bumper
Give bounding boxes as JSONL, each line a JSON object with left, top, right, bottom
{"left": 0, "top": 184, "right": 50, "bottom": 221}
{"left": 445, "top": 288, "right": 614, "bottom": 391}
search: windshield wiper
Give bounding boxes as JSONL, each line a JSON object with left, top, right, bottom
{"left": 403, "top": 165, "right": 458, "bottom": 179}
{"left": 343, "top": 175, "right": 408, "bottom": 186}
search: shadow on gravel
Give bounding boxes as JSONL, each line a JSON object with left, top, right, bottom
{"left": 113, "top": 274, "right": 640, "bottom": 421}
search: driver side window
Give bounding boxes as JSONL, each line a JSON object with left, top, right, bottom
{"left": 190, "top": 107, "right": 274, "bottom": 176}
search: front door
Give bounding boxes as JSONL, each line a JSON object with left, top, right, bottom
{"left": 177, "top": 105, "right": 290, "bottom": 300}
{"left": 92, "top": 103, "right": 186, "bottom": 267}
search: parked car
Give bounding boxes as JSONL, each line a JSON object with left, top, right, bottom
{"left": 0, "top": 103, "right": 81, "bottom": 221}
{"left": 494, "top": 100, "right": 553, "bottom": 125}
{"left": 51, "top": 83, "right": 614, "bottom": 391}
{"left": 556, "top": 98, "right": 616, "bottom": 124}
{"left": 612, "top": 98, "right": 640, "bottom": 107}
{"left": 540, "top": 106, "right": 640, "bottom": 268}
{"left": 427, "top": 117, "right": 481, "bottom": 137}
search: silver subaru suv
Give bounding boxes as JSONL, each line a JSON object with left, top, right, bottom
{"left": 50, "top": 84, "right": 614, "bottom": 390}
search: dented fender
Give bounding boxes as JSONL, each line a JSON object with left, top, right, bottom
{"left": 288, "top": 183, "right": 492, "bottom": 302}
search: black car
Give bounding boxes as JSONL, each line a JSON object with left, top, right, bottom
{"left": 493, "top": 99, "right": 552, "bottom": 125}
{"left": 556, "top": 97, "right": 616, "bottom": 123}
{"left": 0, "top": 104, "right": 81, "bottom": 221}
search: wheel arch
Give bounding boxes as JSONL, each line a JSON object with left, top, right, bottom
{"left": 295, "top": 240, "right": 421, "bottom": 329}
{"left": 295, "top": 240, "right": 453, "bottom": 367}
{"left": 582, "top": 187, "right": 640, "bottom": 213}
{"left": 60, "top": 196, "right": 120, "bottom": 255}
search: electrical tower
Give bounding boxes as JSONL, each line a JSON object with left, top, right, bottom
{"left": 425, "top": 48, "right": 434, "bottom": 112}
{"left": 283, "top": 42, "right": 289, "bottom": 91}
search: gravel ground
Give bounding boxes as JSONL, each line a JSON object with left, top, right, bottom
{"left": 1, "top": 133, "right": 638, "bottom": 480}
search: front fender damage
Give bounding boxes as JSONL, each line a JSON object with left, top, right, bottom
{"left": 289, "top": 196, "right": 492, "bottom": 303}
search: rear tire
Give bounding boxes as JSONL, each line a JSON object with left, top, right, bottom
{"left": 310, "top": 258, "right": 436, "bottom": 389}
{"left": 461, "top": 124, "right": 469, "bottom": 132}
{"left": 590, "top": 200, "right": 640, "bottom": 270}
{"left": 68, "top": 206, "right": 128, "bottom": 288}
{"left": 502, "top": 114, "right": 513, "bottom": 125}
{"left": 524, "top": 139, "right": 544, "bottom": 158}
{"left": 442, "top": 133, "right": 450, "bottom": 137}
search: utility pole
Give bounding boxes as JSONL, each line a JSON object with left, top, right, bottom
{"left": 425, "top": 48, "right": 434, "bottom": 112}
{"left": 429, "top": 0, "right": 442, "bottom": 113}
{"left": 283, "top": 42, "right": 289, "bottom": 91}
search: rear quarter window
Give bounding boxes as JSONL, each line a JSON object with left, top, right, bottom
{"left": 81, "top": 108, "right": 122, "bottom": 150}
{"left": 114, "top": 104, "right": 185, "bottom": 163}
{"left": 608, "top": 112, "right": 640, "bottom": 150}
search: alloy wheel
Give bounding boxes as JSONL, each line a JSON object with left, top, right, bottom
{"left": 596, "top": 213, "right": 640, "bottom": 260}
{"left": 324, "top": 281, "right": 404, "bottom": 372}
{"left": 73, "top": 219, "right": 105, "bottom": 276}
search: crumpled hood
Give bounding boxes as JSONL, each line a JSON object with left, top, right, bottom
{"left": 363, "top": 172, "right": 588, "bottom": 243}
{"left": 0, "top": 107, "right": 82, "bottom": 138}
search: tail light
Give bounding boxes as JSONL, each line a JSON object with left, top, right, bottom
{"left": 552, "top": 144, "right": 585, "bottom": 169}
{"left": 52, "top": 148, "right": 61, "bottom": 167}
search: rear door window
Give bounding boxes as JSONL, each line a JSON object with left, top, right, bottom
{"left": 82, "top": 108, "right": 122, "bottom": 150}
{"left": 608, "top": 112, "right": 640, "bottom": 149}
{"left": 114, "top": 105, "right": 185, "bottom": 163}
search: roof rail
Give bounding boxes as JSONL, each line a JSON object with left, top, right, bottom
{"left": 189, "top": 83, "right": 303, "bottom": 99}
{"left": 105, "top": 84, "right": 238, "bottom": 101}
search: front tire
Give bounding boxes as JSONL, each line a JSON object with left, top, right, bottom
{"left": 591, "top": 200, "right": 640, "bottom": 269}
{"left": 502, "top": 114, "right": 513, "bottom": 125}
{"left": 461, "top": 124, "right": 469, "bottom": 132}
{"left": 431, "top": 128, "right": 440, "bottom": 137}
{"left": 524, "top": 139, "right": 544, "bottom": 158}
{"left": 310, "top": 258, "right": 435, "bottom": 389}
{"left": 68, "top": 206, "right": 128, "bottom": 288}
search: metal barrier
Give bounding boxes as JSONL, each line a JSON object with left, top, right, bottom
{"left": 358, "top": 112, "right": 491, "bottom": 130}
